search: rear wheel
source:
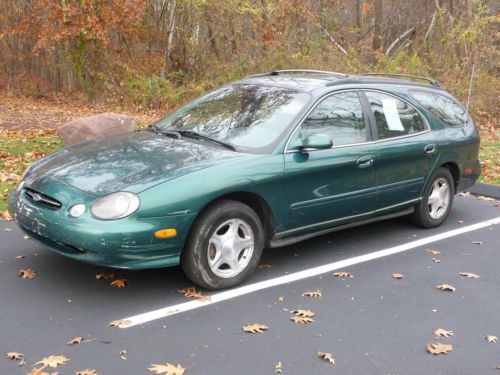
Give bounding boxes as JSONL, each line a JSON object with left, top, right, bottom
{"left": 412, "top": 167, "right": 454, "bottom": 228}
{"left": 181, "top": 200, "right": 264, "bottom": 290}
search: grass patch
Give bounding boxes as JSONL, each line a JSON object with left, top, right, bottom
{"left": 479, "top": 138, "right": 500, "bottom": 185}
{"left": 0, "top": 129, "right": 61, "bottom": 212}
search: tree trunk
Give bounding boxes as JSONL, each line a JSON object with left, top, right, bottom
{"left": 356, "top": 0, "right": 363, "bottom": 39}
{"left": 465, "top": 0, "right": 473, "bottom": 22}
{"left": 162, "top": 0, "right": 177, "bottom": 78}
{"left": 373, "top": 0, "right": 383, "bottom": 51}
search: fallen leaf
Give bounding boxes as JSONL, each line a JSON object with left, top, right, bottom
{"left": 275, "top": 361, "right": 283, "bottom": 373}
{"left": 36, "top": 355, "right": 69, "bottom": 368}
{"left": 148, "top": 363, "right": 185, "bottom": 374}
{"left": 258, "top": 264, "right": 272, "bottom": 269}
{"left": 485, "top": 335, "right": 497, "bottom": 343}
{"left": 437, "top": 284, "right": 456, "bottom": 292}
{"left": 6, "top": 352, "right": 23, "bottom": 360}
{"left": 243, "top": 323, "right": 268, "bottom": 333}
{"left": 426, "top": 248, "right": 441, "bottom": 255}
{"left": 434, "top": 328, "right": 454, "bottom": 337}
{"left": 392, "top": 273, "right": 404, "bottom": 279}
{"left": 178, "top": 286, "right": 210, "bottom": 301}
{"left": 23, "top": 235, "right": 30, "bottom": 240}
{"left": 432, "top": 258, "right": 441, "bottom": 263}
{"left": 76, "top": 370, "right": 98, "bottom": 375}
{"left": 19, "top": 269, "right": 36, "bottom": 279}
{"left": 15, "top": 255, "right": 27, "bottom": 259}
{"left": 291, "top": 309, "right": 315, "bottom": 318}
{"left": 27, "top": 367, "right": 55, "bottom": 375}
{"left": 302, "top": 290, "right": 322, "bottom": 298}
{"left": 67, "top": 336, "right": 84, "bottom": 345}
{"left": 109, "top": 319, "right": 132, "bottom": 328}
{"left": 459, "top": 272, "right": 480, "bottom": 279}
{"left": 290, "top": 316, "right": 315, "bottom": 324}
{"left": 110, "top": 278, "right": 129, "bottom": 288}
{"left": 427, "top": 342, "right": 453, "bottom": 355}
{"left": 333, "top": 271, "right": 352, "bottom": 278}
{"left": 0, "top": 210, "right": 13, "bottom": 221}
{"left": 476, "top": 195, "right": 494, "bottom": 201}
{"left": 317, "top": 351, "right": 336, "bottom": 364}
{"left": 95, "top": 273, "right": 115, "bottom": 280}
{"left": 472, "top": 241, "right": 483, "bottom": 245}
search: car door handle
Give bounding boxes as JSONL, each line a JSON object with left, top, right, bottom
{"left": 424, "top": 144, "right": 436, "bottom": 154}
{"left": 357, "top": 155, "right": 375, "bottom": 168}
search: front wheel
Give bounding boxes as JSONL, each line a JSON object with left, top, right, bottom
{"left": 181, "top": 200, "right": 264, "bottom": 290}
{"left": 411, "top": 167, "right": 454, "bottom": 228}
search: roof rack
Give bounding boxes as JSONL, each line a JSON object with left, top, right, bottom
{"left": 359, "top": 73, "right": 442, "bottom": 88}
{"left": 247, "top": 69, "right": 348, "bottom": 78}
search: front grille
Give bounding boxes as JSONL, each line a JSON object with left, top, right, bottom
{"left": 25, "top": 188, "right": 62, "bottom": 209}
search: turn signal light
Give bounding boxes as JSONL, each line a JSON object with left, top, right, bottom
{"left": 464, "top": 168, "right": 472, "bottom": 175}
{"left": 154, "top": 228, "right": 177, "bottom": 238}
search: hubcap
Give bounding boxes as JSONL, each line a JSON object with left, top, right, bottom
{"left": 207, "top": 219, "right": 255, "bottom": 278}
{"left": 427, "top": 178, "right": 450, "bottom": 220}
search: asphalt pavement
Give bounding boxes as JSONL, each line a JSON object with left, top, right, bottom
{"left": 1, "top": 193, "right": 499, "bottom": 375}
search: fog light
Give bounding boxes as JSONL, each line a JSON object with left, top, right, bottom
{"left": 154, "top": 228, "right": 177, "bottom": 238}
{"left": 69, "top": 204, "right": 86, "bottom": 218}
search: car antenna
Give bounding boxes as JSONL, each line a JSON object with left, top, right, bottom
{"left": 463, "top": 63, "right": 475, "bottom": 126}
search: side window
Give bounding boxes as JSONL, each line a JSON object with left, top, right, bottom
{"left": 365, "top": 91, "right": 426, "bottom": 140}
{"left": 410, "top": 91, "right": 467, "bottom": 127}
{"left": 299, "top": 92, "right": 366, "bottom": 146}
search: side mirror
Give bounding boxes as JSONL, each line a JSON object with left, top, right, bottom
{"left": 299, "top": 133, "right": 333, "bottom": 151}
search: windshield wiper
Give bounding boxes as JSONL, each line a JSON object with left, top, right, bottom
{"left": 177, "top": 131, "right": 236, "bottom": 151}
{"left": 149, "top": 124, "right": 182, "bottom": 139}
{"left": 150, "top": 126, "right": 236, "bottom": 151}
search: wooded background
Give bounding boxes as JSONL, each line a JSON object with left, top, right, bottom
{"left": 0, "top": 0, "right": 498, "bottom": 114}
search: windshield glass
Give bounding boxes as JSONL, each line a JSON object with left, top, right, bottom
{"left": 155, "top": 84, "right": 311, "bottom": 152}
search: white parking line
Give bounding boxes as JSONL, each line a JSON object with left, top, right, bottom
{"left": 120, "top": 216, "right": 500, "bottom": 327}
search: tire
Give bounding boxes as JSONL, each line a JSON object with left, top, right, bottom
{"left": 181, "top": 200, "right": 264, "bottom": 290}
{"left": 411, "top": 167, "right": 454, "bottom": 228}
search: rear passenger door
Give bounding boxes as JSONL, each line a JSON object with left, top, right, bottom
{"left": 361, "top": 90, "right": 438, "bottom": 210}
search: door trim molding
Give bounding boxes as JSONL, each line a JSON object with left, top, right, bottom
{"left": 276, "top": 197, "right": 421, "bottom": 239}
{"left": 269, "top": 206, "right": 415, "bottom": 247}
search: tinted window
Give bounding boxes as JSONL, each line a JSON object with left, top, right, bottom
{"left": 365, "top": 91, "right": 426, "bottom": 140}
{"left": 156, "top": 84, "right": 310, "bottom": 152}
{"left": 410, "top": 91, "right": 467, "bottom": 127}
{"left": 299, "top": 92, "right": 366, "bottom": 146}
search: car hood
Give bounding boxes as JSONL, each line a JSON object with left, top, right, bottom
{"left": 27, "top": 131, "right": 243, "bottom": 196}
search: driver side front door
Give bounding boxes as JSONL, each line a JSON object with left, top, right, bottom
{"left": 282, "top": 91, "right": 378, "bottom": 235}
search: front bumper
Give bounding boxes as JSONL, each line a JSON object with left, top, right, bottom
{"left": 8, "top": 184, "right": 196, "bottom": 269}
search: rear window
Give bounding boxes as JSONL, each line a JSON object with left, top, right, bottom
{"left": 365, "top": 91, "right": 426, "bottom": 140}
{"left": 410, "top": 91, "right": 468, "bottom": 127}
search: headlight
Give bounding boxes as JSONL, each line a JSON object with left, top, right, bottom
{"left": 91, "top": 192, "right": 140, "bottom": 220}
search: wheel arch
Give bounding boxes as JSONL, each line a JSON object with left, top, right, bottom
{"left": 439, "top": 162, "right": 460, "bottom": 193}
{"left": 191, "top": 191, "right": 276, "bottom": 247}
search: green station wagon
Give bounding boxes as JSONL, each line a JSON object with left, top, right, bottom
{"left": 8, "top": 70, "right": 480, "bottom": 289}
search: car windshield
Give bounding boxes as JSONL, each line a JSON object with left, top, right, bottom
{"left": 154, "top": 83, "right": 311, "bottom": 152}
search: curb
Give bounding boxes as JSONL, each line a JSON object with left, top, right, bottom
{"left": 466, "top": 183, "right": 500, "bottom": 200}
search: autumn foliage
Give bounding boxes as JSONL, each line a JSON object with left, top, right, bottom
{"left": 0, "top": 0, "right": 497, "bottom": 120}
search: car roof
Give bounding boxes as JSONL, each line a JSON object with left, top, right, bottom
{"left": 240, "top": 70, "right": 444, "bottom": 93}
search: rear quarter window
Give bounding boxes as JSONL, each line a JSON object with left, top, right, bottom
{"left": 410, "top": 91, "right": 468, "bottom": 127}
